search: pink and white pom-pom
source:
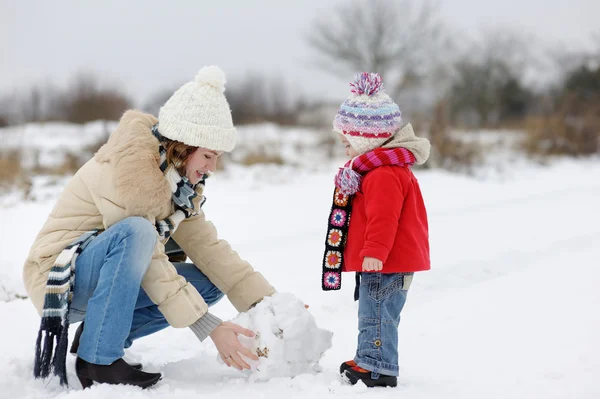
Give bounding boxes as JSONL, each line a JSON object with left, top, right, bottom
{"left": 349, "top": 72, "right": 383, "bottom": 96}
{"left": 335, "top": 167, "right": 362, "bottom": 195}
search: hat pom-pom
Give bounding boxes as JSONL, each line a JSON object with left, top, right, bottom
{"left": 195, "top": 66, "right": 226, "bottom": 92}
{"left": 335, "top": 167, "right": 362, "bottom": 195}
{"left": 350, "top": 72, "right": 383, "bottom": 96}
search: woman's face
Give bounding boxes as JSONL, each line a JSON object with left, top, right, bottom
{"left": 185, "top": 147, "right": 223, "bottom": 184}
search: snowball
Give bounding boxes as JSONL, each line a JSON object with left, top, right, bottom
{"left": 219, "top": 292, "right": 333, "bottom": 381}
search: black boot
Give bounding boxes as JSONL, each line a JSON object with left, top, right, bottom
{"left": 339, "top": 360, "right": 356, "bottom": 374}
{"left": 75, "top": 357, "right": 161, "bottom": 389}
{"left": 70, "top": 322, "right": 143, "bottom": 370}
{"left": 344, "top": 366, "right": 397, "bottom": 388}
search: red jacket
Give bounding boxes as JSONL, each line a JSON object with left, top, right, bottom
{"left": 343, "top": 165, "right": 430, "bottom": 273}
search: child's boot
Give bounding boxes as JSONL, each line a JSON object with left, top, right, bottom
{"left": 344, "top": 365, "right": 397, "bottom": 388}
{"left": 339, "top": 360, "right": 356, "bottom": 374}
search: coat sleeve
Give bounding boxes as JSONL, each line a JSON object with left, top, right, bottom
{"left": 171, "top": 209, "right": 276, "bottom": 313}
{"left": 95, "top": 191, "right": 209, "bottom": 329}
{"left": 359, "top": 167, "right": 404, "bottom": 264}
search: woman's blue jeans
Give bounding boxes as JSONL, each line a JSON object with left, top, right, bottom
{"left": 68, "top": 217, "right": 224, "bottom": 365}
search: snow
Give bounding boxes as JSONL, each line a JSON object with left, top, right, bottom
{"left": 1, "top": 154, "right": 599, "bottom": 398}
{"left": 223, "top": 293, "right": 333, "bottom": 381}
{"left": 0, "top": 121, "right": 116, "bottom": 170}
{"left": 0, "top": 122, "right": 337, "bottom": 173}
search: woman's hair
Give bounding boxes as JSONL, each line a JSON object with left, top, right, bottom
{"left": 162, "top": 137, "right": 197, "bottom": 175}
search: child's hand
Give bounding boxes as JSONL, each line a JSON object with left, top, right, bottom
{"left": 362, "top": 257, "right": 383, "bottom": 271}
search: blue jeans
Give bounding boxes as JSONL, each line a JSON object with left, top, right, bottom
{"left": 69, "top": 217, "right": 224, "bottom": 365}
{"left": 354, "top": 272, "right": 413, "bottom": 377}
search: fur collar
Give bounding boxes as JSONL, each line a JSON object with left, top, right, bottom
{"left": 95, "top": 110, "right": 172, "bottom": 216}
{"left": 382, "top": 123, "right": 431, "bottom": 165}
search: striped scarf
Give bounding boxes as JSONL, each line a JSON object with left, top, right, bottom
{"left": 152, "top": 124, "right": 207, "bottom": 240}
{"left": 33, "top": 230, "right": 99, "bottom": 386}
{"left": 321, "top": 148, "right": 415, "bottom": 292}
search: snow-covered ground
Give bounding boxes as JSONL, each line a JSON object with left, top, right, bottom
{"left": 0, "top": 156, "right": 599, "bottom": 398}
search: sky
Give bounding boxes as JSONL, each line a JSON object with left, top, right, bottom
{"left": 1, "top": 0, "right": 598, "bottom": 107}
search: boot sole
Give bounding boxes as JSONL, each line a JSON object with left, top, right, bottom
{"left": 343, "top": 370, "right": 397, "bottom": 388}
{"left": 77, "top": 373, "right": 161, "bottom": 389}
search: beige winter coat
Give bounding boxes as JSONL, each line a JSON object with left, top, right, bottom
{"left": 22, "top": 110, "right": 275, "bottom": 327}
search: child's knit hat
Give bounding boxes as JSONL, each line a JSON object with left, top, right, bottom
{"left": 333, "top": 72, "right": 402, "bottom": 155}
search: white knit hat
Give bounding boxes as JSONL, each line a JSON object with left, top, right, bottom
{"left": 158, "top": 66, "right": 236, "bottom": 152}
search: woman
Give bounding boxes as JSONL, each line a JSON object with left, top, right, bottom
{"left": 23, "top": 66, "right": 276, "bottom": 389}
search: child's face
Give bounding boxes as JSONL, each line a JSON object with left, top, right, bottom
{"left": 338, "top": 134, "right": 359, "bottom": 158}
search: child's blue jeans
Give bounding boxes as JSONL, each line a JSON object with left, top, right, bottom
{"left": 354, "top": 272, "right": 413, "bottom": 377}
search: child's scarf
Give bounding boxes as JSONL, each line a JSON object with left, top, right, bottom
{"left": 321, "top": 148, "right": 415, "bottom": 292}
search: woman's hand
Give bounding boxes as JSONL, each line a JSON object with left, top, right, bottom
{"left": 210, "top": 321, "right": 258, "bottom": 370}
{"left": 362, "top": 257, "right": 383, "bottom": 271}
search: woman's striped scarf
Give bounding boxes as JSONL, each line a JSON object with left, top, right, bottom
{"left": 33, "top": 230, "right": 99, "bottom": 386}
{"left": 321, "top": 147, "right": 415, "bottom": 292}
{"left": 152, "top": 124, "right": 208, "bottom": 240}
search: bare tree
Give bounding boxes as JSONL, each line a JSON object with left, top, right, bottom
{"left": 145, "top": 73, "right": 300, "bottom": 125}
{"left": 55, "top": 74, "right": 132, "bottom": 124}
{"left": 448, "top": 29, "right": 537, "bottom": 127}
{"left": 0, "top": 94, "right": 15, "bottom": 126}
{"left": 306, "top": 0, "right": 451, "bottom": 97}
{"left": 546, "top": 31, "right": 600, "bottom": 91}
{"left": 227, "top": 73, "right": 300, "bottom": 125}
{"left": 143, "top": 89, "right": 173, "bottom": 117}
{"left": 0, "top": 86, "right": 48, "bottom": 125}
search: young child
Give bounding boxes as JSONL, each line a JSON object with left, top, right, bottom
{"left": 321, "top": 72, "right": 431, "bottom": 388}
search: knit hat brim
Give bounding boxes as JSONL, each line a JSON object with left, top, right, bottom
{"left": 341, "top": 133, "right": 390, "bottom": 155}
{"left": 158, "top": 113, "right": 236, "bottom": 152}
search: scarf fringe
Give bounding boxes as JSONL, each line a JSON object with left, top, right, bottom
{"left": 34, "top": 329, "right": 54, "bottom": 379}
{"left": 33, "top": 329, "right": 44, "bottom": 378}
{"left": 33, "top": 318, "right": 70, "bottom": 385}
{"left": 52, "top": 318, "right": 70, "bottom": 386}
{"left": 335, "top": 167, "right": 361, "bottom": 195}
{"left": 33, "top": 231, "right": 98, "bottom": 387}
